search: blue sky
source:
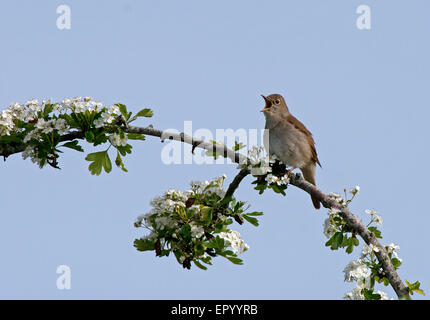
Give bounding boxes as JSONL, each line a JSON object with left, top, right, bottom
{"left": 0, "top": 0, "right": 428, "bottom": 299}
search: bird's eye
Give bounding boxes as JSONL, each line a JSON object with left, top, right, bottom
{"left": 274, "top": 99, "right": 281, "bottom": 105}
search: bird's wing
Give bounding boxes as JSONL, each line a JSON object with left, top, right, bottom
{"left": 286, "top": 114, "right": 322, "bottom": 168}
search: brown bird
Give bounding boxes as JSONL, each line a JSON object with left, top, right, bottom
{"left": 261, "top": 93, "right": 321, "bottom": 209}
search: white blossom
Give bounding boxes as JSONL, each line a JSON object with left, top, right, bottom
{"left": 190, "top": 222, "right": 205, "bottom": 238}
{"left": 54, "top": 118, "right": 69, "bottom": 134}
{"left": 34, "top": 118, "right": 70, "bottom": 135}
{"left": 219, "top": 230, "right": 249, "bottom": 254}
{"left": 250, "top": 165, "right": 272, "bottom": 176}
{"left": 376, "top": 290, "right": 393, "bottom": 300}
{"left": 386, "top": 243, "right": 401, "bottom": 261}
{"left": 369, "top": 243, "right": 379, "bottom": 252}
{"left": 265, "top": 174, "right": 278, "bottom": 184}
{"left": 265, "top": 173, "right": 289, "bottom": 185}
{"left": 344, "top": 287, "right": 364, "bottom": 300}
{"left": 377, "top": 290, "right": 388, "bottom": 300}
{"left": 93, "top": 105, "right": 120, "bottom": 128}
{"left": 248, "top": 146, "right": 265, "bottom": 166}
{"left": 56, "top": 97, "right": 103, "bottom": 114}
{"left": 350, "top": 186, "right": 360, "bottom": 196}
{"left": 0, "top": 109, "right": 15, "bottom": 135}
{"left": 343, "top": 259, "right": 370, "bottom": 283}
{"left": 361, "top": 243, "right": 380, "bottom": 258}
{"left": 328, "top": 192, "right": 345, "bottom": 205}
{"left": 365, "top": 209, "right": 383, "bottom": 226}
{"left": 21, "top": 145, "right": 45, "bottom": 168}
{"left": 278, "top": 174, "right": 290, "bottom": 185}
{"left": 190, "top": 176, "right": 226, "bottom": 197}
{"left": 23, "top": 129, "right": 42, "bottom": 143}
{"left": 0, "top": 98, "right": 79, "bottom": 137}
{"left": 109, "top": 133, "right": 128, "bottom": 147}
{"left": 328, "top": 208, "right": 341, "bottom": 217}
{"left": 154, "top": 215, "right": 178, "bottom": 230}
{"left": 140, "top": 231, "right": 158, "bottom": 241}
{"left": 244, "top": 146, "right": 274, "bottom": 176}
{"left": 323, "top": 218, "right": 337, "bottom": 238}
{"left": 323, "top": 208, "right": 341, "bottom": 238}
{"left": 8, "top": 102, "right": 27, "bottom": 121}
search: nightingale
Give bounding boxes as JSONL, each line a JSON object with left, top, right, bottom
{"left": 261, "top": 93, "right": 321, "bottom": 209}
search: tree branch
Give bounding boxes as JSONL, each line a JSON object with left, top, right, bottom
{"left": 288, "top": 174, "right": 410, "bottom": 299}
{"left": 223, "top": 168, "right": 250, "bottom": 200}
{"left": 0, "top": 124, "right": 411, "bottom": 299}
{"left": 125, "top": 125, "right": 248, "bottom": 165}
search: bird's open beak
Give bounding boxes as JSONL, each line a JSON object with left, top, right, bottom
{"left": 260, "top": 95, "right": 270, "bottom": 112}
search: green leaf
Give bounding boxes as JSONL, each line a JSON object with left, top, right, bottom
{"left": 93, "top": 132, "right": 108, "bottom": 146}
{"left": 245, "top": 211, "right": 263, "bottom": 217}
{"left": 242, "top": 214, "right": 259, "bottom": 227}
{"left": 129, "top": 108, "right": 154, "bottom": 122}
{"left": 413, "top": 288, "right": 425, "bottom": 296}
{"left": 43, "top": 104, "right": 55, "bottom": 117}
{"left": 85, "top": 131, "right": 95, "bottom": 143}
{"left": 325, "top": 232, "right": 344, "bottom": 250}
{"left": 115, "top": 151, "right": 128, "bottom": 172}
{"left": 269, "top": 183, "right": 286, "bottom": 196}
{"left": 216, "top": 236, "right": 225, "bottom": 250}
{"left": 226, "top": 256, "right": 243, "bottom": 265}
{"left": 135, "top": 108, "right": 153, "bottom": 118}
{"left": 60, "top": 140, "right": 84, "bottom": 152}
{"left": 219, "top": 195, "right": 233, "bottom": 206}
{"left": 202, "top": 207, "right": 213, "bottom": 226}
{"left": 382, "top": 277, "right": 389, "bottom": 286}
{"left": 352, "top": 237, "right": 359, "bottom": 246}
{"left": 134, "top": 238, "right": 155, "bottom": 251}
{"left": 335, "top": 232, "right": 344, "bottom": 248}
{"left": 362, "top": 289, "right": 381, "bottom": 300}
{"left": 254, "top": 183, "right": 267, "bottom": 194}
{"left": 0, "top": 134, "right": 22, "bottom": 144}
{"left": 207, "top": 236, "right": 225, "bottom": 251}
{"left": 341, "top": 236, "right": 349, "bottom": 248}
{"left": 222, "top": 250, "right": 235, "bottom": 256}
{"left": 405, "top": 280, "right": 425, "bottom": 296}
{"left": 200, "top": 256, "right": 213, "bottom": 265}
{"left": 193, "top": 260, "right": 208, "bottom": 270}
{"left": 115, "top": 103, "right": 128, "bottom": 119}
{"left": 391, "top": 257, "right": 402, "bottom": 269}
{"left": 71, "top": 112, "right": 82, "bottom": 128}
{"left": 127, "top": 133, "right": 146, "bottom": 141}
{"left": 205, "top": 150, "right": 220, "bottom": 159}
{"left": 116, "top": 144, "right": 132, "bottom": 156}
{"left": 368, "top": 226, "right": 382, "bottom": 239}
{"left": 179, "top": 223, "right": 192, "bottom": 242}
{"left": 233, "top": 141, "right": 246, "bottom": 151}
{"left": 85, "top": 150, "right": 112, "bottom": 175}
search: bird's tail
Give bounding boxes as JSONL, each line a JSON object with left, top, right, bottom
{"left": 300, "top": 163, "right": 320, "bottom": 210}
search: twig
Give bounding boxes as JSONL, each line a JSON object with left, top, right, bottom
{"left": 223, "top": 168, "right": 250, "bottom": 200}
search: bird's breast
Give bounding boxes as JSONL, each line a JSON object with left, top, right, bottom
{"left": 265, "top": 123, "right": 311, "bottom": 169}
